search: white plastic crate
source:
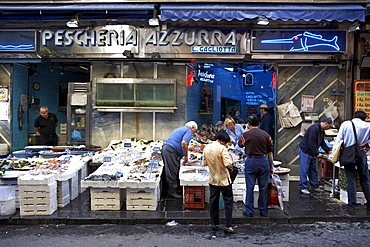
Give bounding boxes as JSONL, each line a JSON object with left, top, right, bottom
{"left": 340, "top": 189, "right": 366, "bottom": 205}
{"left": 69, "top": 173, "right": 79, "bottom": 201}
{"left": 18, "top": 174, "right": 56, "bottom": 186}
{"left": 57, "top": 194, "right": 71, "bottom": 208}
{"left": 19, "top": 182, "right": 57, "bottom": 196}
{"left": 126, "top": 186, "right": 160, "bottom": 211}
{"left": 57, "top": 180, "right": 70, "bottom": 199}
{"left": 78, "top": 162, "right": 88, "bottom": 193}
{"left": 20, "top": 193, "right": 57, "bottom": 206}
{"left": 20, "top": 200, "right": 57, "bottom": 216}
{"left": 90, "top": 188, "right": 124, "bottom": 211}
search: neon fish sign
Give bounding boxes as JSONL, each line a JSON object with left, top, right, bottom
{"left": 260, "top": 31, "right": 340, "bottom": 51}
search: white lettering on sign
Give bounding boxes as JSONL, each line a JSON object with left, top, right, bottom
{"left": 41, "top": 28, "right": 237, "bottom": 48}
{"left": 191, "top": 46, "right": 236, "bottom": 53}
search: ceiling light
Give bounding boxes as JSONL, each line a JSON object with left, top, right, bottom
{"left": 348, "top": 22, "right": 360, "bottom": 32}
{"left": 257, "top": 16, "right": 269, "bottom": 25}
{"left": 67, "top": 14, "right": 79, "bottom": 28}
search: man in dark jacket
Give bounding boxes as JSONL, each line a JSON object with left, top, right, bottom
{"left": 299, "top": 118, "right": 334, "bottom": 195}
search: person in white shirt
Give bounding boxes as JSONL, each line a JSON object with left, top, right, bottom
{"left": 332, "top": 111, "right": 370, "bottom": 211}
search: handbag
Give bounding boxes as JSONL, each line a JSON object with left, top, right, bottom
{"left": 339, "top": 121, "right": 363, "bottom": 166}
{"left": 227, "top": 164, "right": 239, "bottom": 184}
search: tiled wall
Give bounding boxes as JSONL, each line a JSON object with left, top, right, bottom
{"left": 12, "top": 65, "right": 29, "bottom": 151}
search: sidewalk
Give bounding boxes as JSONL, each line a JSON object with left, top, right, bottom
{"left": 1, "top": 181, "right": 370, "bottom": 225}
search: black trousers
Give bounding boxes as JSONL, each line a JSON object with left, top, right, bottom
{"left": 209, "top": 183, "right": 233, "bottom": 228}
{"left": 39, "top": 134, "right": 58, "bottom": 146}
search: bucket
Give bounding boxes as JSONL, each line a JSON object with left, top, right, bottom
{"left": 0, "top": 186, "right": 15, "bottom": 201}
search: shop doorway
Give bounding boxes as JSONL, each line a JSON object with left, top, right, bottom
{"left": 221, "top": 98, "right": 243, "bottom": 123}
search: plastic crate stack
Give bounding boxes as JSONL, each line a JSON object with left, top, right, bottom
{"left": 18, "top": 174, "right": 57, "bottom": 216}
{"left": 90, "top": 188, "right": 125, "bottom": 210}
{"left": 125, "top": 179, "right": 160, "bottom": 211}
{"left": 232, "top": 173, "right": 245, "bottom": 202}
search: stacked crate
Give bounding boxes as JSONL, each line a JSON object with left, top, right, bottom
{"left": 232, "top": 173, "right": 245, "bottom": 202}
{"left": 126, "top": 180, "right": 160, "bottom": 211}
{"left": 18, "top": 174, "right": 57, "bottom": 216}
{"left": 69, "top": 172, "right": 79, "bottom": 201}
{"left": 78, "top": 162, "right": 88, "bottom": 193}
{"left": 278, "top": 173, "right": 290, "bottom": 201}
{"left": 90, "top": 187, "right": 124, "bottom": 210}
{"left": 183, "top": 186, "right": 205, "bottom": 209}
{"left": 57, "top": 180, "right": 70, "bottom": 207}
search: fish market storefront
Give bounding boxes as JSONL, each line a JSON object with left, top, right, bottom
{"left": 0, "top": 2, "right": 367, "bottom": 169}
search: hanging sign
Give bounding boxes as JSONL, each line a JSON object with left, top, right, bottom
{"left": 354, "top": 80, "right": 370, "bottom": 121}
{"left": 252, "top": 30, "right": 347, "bottom": 53}
{"left": 0, "top": 86, "right": 9, "bottom": 101}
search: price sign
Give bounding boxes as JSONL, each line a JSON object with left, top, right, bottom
{"left": 124, "top": 143, "right": 131, "bottom": 148}
{"left": 103, "top": 156, "right": 112, "bottom": 162}
{"left": 115, "top": 172, "right": 123, "bottom": 177}
{"left": 153, "top": 147, "right": 160, "bottom": 152}
{"left": 64, "top": 156, "right": 70, "bottom": 162}
{"left": 148, "top": 162, "right": 157, "bottom": 168}
{"left": 65, "top": 148, "right": 71, "bottom": 155}
{"left": 193, "top": 146, "right": 201, "bottom": 151}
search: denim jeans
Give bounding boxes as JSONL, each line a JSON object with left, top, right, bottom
{"left": 299, "top": 149, "right": 320, "bottom": 190}
{"left": 244, "top": 156, "right": 270, "bottom": 215}
{"left": 344, "top": 152, "right": 370, "bottom": 207}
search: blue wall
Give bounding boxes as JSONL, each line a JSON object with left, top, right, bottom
{"left": 12, "top": 65, "right": 29, "bottom": 151}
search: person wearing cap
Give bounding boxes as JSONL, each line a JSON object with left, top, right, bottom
{"left": 299, "top": 117, "right": 334, "bottom": 195}
{"left": 161, "top": 121, "right": 198, "bottom": 198}
{"left": 259, "top": 104, "right": 274, "bottom": 138}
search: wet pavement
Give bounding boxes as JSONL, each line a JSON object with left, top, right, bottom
{"left": 1, "top": 181, "right": 370, "bottom": 226}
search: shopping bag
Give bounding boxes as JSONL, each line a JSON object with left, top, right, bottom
{"left": 268, "top": 174, "right": 284, "bottom": 210}
{"left": 227, "top": 164, "right": 238, "bottom": 184}
{"left": 330, "top": 140, "right": 343, "bottom": 163}
{"left": 339, "top": 143, "right": 363, "bottom": 166}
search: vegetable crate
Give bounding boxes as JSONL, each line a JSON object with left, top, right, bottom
{"left": 183, "top": 186, "right": 205, "bottom": 209}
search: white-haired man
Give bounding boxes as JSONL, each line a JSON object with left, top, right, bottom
{"left": 161, "top": 121, "right": 198, "bottom": 198}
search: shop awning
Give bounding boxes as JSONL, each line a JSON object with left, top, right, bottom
{"left": 160, "top": 4, "right": 365, "bottom": 22}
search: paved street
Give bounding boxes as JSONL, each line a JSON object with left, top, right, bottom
{"left": 1, "top": 222, "right": 370, "bottom": 247}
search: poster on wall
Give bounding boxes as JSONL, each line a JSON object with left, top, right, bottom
{"left": 0, "top": 86, "right": 9, "bottom": 101}
{"left": 301, "top": 95, "right": 315, "bottom": 112}
{"left": 354, "top": 80, "right": 370, "bottom": 121}
{"left": 0, "top": 101, "right": 8, "bottom": 120}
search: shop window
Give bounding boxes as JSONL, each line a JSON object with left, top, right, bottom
{"left": 93, "top": 78, "right": 176, "bottom": 108}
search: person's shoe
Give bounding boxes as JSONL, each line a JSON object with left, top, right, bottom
{"left": 342, "top": 204, "right": 356, "bottom": 211}
{"left": 168, "top": 186, "right": 182, "bottom": 199}
{"left": 300, "top": 189, "right": 311, "bottom": 195}
{"left": 224, "top": 227, "right": 237, "bottom": 234}
{"left": 367, "top": 204, "right": 370, "bottom": 210}
{"left": 243, "top": 212, "right": 253, "bottom": 217}
{"left": 312, "top": 188, "right": 325, "bottom": 193}
{"left": 211, "top": 225, "right": 219, "bottom": 231}
{"left": 260, "top": 213, "right": 268, "bottom": 217}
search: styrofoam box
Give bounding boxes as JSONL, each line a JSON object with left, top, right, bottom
{"left": 0, "top": 197, "right": 16, "bottom": 215}
{"left": 57, "top": 180, "right": 70, "bottom": 198}
{"left": 19, "top": 182, "right": 57, "bottom": 196}
{"left": 78, "top": 163, "right": 88, "bottom": 193}
{"left": 278, "top": 174, "right": 290, "bottom": 187}
{"left": 57, "top": 194, "right": 70, "bottom": 207}
{"left": 340, "top": 189, "right": 366, "bottom": 205}
{"left": 126, "top": 187, "right": 160, "bottom": 211}
{"left": 282, "top": 185, "right": 289, "bottom": 201}
{"left": 119, "top": 180, "right": 139, "bottom": 189}
{"left": 18, "top": 174, "right": 56, "bottom": 185}
{"left": 70, "top": 174, "right": 79, "bottom": 201}
{"left": 126, "top": 205, "right": 157, "bottom": 211}
{"left": 0, "top": 186, "right": 15, "bottom": 200}
{"left": 20, "top": 200, "right": 57, "bottom": 216}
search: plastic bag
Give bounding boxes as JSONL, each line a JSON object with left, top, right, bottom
{"left": 72, "top": 130, "right": 82, "bottom": 139}
{"left": 268, "top": 174, "right": 284, "bottom": 210}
